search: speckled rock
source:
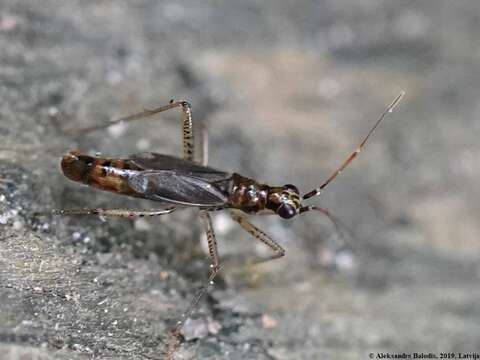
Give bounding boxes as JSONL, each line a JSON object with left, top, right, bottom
{"left": 1, "top": 1, "right": 480, "bottom": 359}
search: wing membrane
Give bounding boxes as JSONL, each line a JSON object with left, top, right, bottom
{"left": 126, "top": 153, "right": 231, "bottom": 206}
{"left": 130, "top": 152, "right": 229, "bottom": 180}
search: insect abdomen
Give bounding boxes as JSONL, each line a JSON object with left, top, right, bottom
{"left": 61, "top": 151, "right": 140, "bottom": 196}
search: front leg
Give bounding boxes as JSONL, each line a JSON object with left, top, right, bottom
{"left": 229, "top": 209, "right": 286, "bottom": 265}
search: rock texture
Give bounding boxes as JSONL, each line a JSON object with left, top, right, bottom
{"left": 1, "top": 1, "right": 480, "bottom": 359}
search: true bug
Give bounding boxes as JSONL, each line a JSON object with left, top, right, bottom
{"left": 58, "top": 91, "right": 404, "bottom": 348}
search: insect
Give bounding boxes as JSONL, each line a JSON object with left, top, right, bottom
{"left": 58, "top": 91, "right": 404, "bottom": 350}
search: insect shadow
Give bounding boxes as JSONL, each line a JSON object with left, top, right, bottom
{"left": 56, "top": 92, "right": 404, "bottom": 355}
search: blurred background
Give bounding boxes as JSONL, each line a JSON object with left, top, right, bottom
{"left": 1, "top": 1, "right": 479, "bottom": 359}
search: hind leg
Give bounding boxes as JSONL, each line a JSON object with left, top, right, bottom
{"left": 67, "top": 100, "right": 197, "bottom": 162}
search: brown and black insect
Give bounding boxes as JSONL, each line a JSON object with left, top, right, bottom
{"left": 58, "top": 92, "right": 404, "bottom": 345}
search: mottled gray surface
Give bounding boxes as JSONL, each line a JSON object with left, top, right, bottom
{"left": 1, "top": 1, "right": 480, "bottom": 359}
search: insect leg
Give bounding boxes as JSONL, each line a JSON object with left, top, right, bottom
{"left": 165, "top": 210, "right": 221, "bottom": 358}
{"left": 229, "top": 210, "right": 285, "bottom": 264}
{"left": 178, "top": 101, "right": 195, "bottom": 162}
{"left": 200, "top": 210, "right": 221, "bottom": 272}
{"left": 66, "top": 100, "right": 196, "bottom": 161}
{"left": 172, "top": 210, "right": 221, "bottom": 334}
{"left": 54, "top": 208, "right": 175, "bottom": 218}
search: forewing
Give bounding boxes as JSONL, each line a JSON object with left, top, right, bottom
{"left": 129, "top": 152, "right": 229, "bottom": 181}
{"left": 128, "top": 170, "right": 229, "bottom": 206}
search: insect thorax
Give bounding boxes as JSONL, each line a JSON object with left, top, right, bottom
{"left": 227, "top": 173, "right": 271, "bottom": 213}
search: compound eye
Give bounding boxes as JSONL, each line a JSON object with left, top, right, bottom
{"left": 277, "top": 204, "right": 297, "bottom": 219}
{"left": 284, "top": 184, "right": 299, "bottom": 194}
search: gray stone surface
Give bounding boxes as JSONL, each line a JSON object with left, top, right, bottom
{"left": 1, "top": 1, "right": 480, "bottom": 359}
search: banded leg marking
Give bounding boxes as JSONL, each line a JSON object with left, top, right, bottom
{"left": 180, "top": 101, "right": 195, "bottom": 161}
{"left": 166, "top": 210, "right": 221, "bottom": 359}
{"left": 200, "top": 210, "right": 220, "bottom": 272}
{"left": 172, "top": 210, "right": 221, "bottom": 333}
{"left": 54, "top": 207, "right": 175, "bottom": 218}
{"left": 67, "top": 100, "right": 196, "bottom": 162}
